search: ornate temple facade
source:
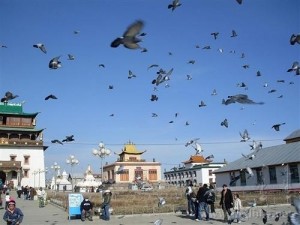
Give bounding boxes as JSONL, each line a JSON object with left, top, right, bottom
{"left": 103, "top": 141, "right": 162, "bottom": 184}
{"left": 0, "top": 102, "right": 47, "bottom": 188}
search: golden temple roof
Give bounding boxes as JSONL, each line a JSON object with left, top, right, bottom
{"left": 117, "top": 141, "right": 146, "bottom": 155}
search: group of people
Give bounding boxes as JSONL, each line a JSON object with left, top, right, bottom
{"left": 80, "top": 189, "right": 112, "bottom": 222}
{"left": 186, "top": 183, "right": 242, "bottom": 224}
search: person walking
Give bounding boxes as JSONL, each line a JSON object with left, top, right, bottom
{"left": 233, "top": 194, "right": 242, "bottom": 223}
{"left": 185, "top": 182, "right": 195, "bottom": 216}
{"left": 219, "top": 184, "right": 234, "bottom": 224}
{"left": 195, "top": 184, "right": 210, "bottom": 221}
{"left": 3, "top": 200, "right": 24, "bottom": 225}
{"left": 80, "top": 197, "right": 93, "bottom": 221}
{"left": 206, "top": 184, "right": 216, "bottom": 213}
{"left": 101, "top": 189, "right": 112, "bottom": 221}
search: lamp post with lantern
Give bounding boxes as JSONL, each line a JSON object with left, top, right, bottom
{"left": 50, "top": 162, "right": 60, "bottom": 191}
{"left": 66, "top": 155, "right": 79, "bottom": 191}
{"left": 92, "top": 142, "right": 111, "bottom": 182}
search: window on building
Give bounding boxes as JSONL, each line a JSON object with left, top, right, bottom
{"left": 6, "top": 117, "right": 21, "bottom": 126}
{"left": 23, "top": 170, "right": 29, "bottom": 178}
{"left": 135, "top": 169, "right": 143, "bottom": 180}
{"left": 149, "top": 169, "right": 157, "bottom": 181}
{"left": 256, "top": 168, "right": 264, "bottom": 185}
{"left": 10, "top": 155, "right": 16, "bottom": 161}
{"left": 290, "top": 164, "right": 299, "bottom": 183}
{"left": 24, "top": 156, "right": 30, "bottom": 165}
{"left": 208, "top": 170, "right": 213, "bottom": 176}
{"left": 269, "top": 166, "right": 277, "bottom": 184}
{"left": 240, "top": 170, "right": 246, "bottom": 186}
{"left": 120, "top": 169, "right": 129, "bottom": 181}
{"left": 129, "top": 157, "right": 137, "bottom": 161}
{"left": 20, "top": 117, "right": 32, "bottom": 126}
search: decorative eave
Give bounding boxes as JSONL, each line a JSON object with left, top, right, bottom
{"left": 0, "top": 127, "right": 45, "bottom": 133}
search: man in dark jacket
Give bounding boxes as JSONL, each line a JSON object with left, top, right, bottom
{"left": 219, "top": 184, "right": 234, "bottom": 224}
{"left": 195, "top": 184, "right": 210, "bottom": 221}
{"left": 80, "top": 198, "right": 93, "bottom": 221}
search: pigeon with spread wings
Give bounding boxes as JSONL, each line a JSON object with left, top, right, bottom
{"left": 62, "top": 135, "right": 75, "bottom": 142}
{"left": 111, "top": 20, "right": 144, "bottom": 49}
{"left": 1, "top": 91, "right": 19, "bottom": 102}
{"left": 152, "top": 68, "right": 174, "bottom": 86}
{"left": 33, "top": 43, "right": 47, "bottom": 54}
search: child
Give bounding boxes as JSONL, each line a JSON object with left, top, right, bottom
{"left": 5, "top": 192, "right": 10, "bottom": 209}
{"left": 233, "top": 194, "right": 242, "bottom": 223}
{"left": 3, "top": 200, "right": 24, "bottom": 225}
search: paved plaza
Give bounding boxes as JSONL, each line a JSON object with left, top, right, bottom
{"left": 0, "top": 191, "right": 297, "bottom": 225}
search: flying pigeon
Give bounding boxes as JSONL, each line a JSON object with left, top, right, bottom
{"left": 1, "top": 44, "right": 7, "bottom": 48}
{"left": 152, "top": 113, "right": 158, "bottom": 117}
{"left": 185, "top": 121, "right": 190, "bottom": 126}
{"left": 150, "top": 94, "right": 158, "bottom": 101}
{"left": 211, "top": 32, "right": 219, "bottom": 40}
{"left": 45, "top": 94, "right": 57, "bottom": 100}
{"left": 245, "top": 167, "right": 254, "bottom": 178}
{"left": 202, "top": 45, "right": 211, "bottom": 49}
{"left": 168, "top": 0, "right": 181, "bottom": 11}
{"left": 185, "top": 138, "right": 200, "bottom": 147}
{"left": 154, "top": 219, "right": 163, "bottom": 225}
{"left": 198, "top": 101, "right": 206, "bottom": 107}
{"left": 186, "top": 75, "right": 192, "bottom": 80}
{"left": 158, "top": 197, "right": 166, "bottom": 207}
{"left": 128, "top": 70, "right": 136, "bottom": 79}
{"left": 240, "top": 129, "right": 250, "bottom": 142}
{"left": 148, "top": 64, "right": 159, "bottom": 70}
{"left": 223, "top": 94, "right": 264, "bottom": 105}
{"left": 99, "top": 64, "right": 105, "bottom": 68}
{"left": 272, "top": 123, "right": 285, "bottom": 131}
{"left": 287, "top": 61, "right": 300, "bottom": 75}
{"left": 108, "top": 85, "right": 113, "bottom": 89}
{"left": 221, "top": 119, "right": 228, "bottom": 128}
{"left": 236, "top": 0, "right": 242, "bottom": 4}
{"left": 1, "top": 91, "right": 19, "bottom": 102}
{"left": 231, "top": 30, "right": 238, "bottom": 37}
{"left": 141, "top": 48, "right": 147, "bottom": 53}
{"left": 62, "top": 135, "right": 75, "bottom": 142}
{"left": 249, "top": 140, "right": 262, "bottom": 151}
{"left": 67, "top": 54, "right": 75, "bottom": 60}
{"left": 288, "top": 198, "right": 300, "bottom": 225}
{"left": 191, "top": 142, "right": 203, "bottom": 155}
{"left": 33, "top": 43, "right": 47, "bottom": 54}
{"left": 73, "top": 30, "right": 80, "bottom": 34}
{"left": 242, "top": 153, "right": 255, "bottom": 161}
{"left": 51, "top": 139, "right": 63, "bottom": 145}
{"left": 111, "top": 20, "right": 144, "bottom": 49}
{"left": 256, "top": 71, "right": 262, "bottom": 76}
{"left": 211, "top": 89, "right": 217, "bottom": 96}
{"left": 152, "top": 68, "right": 174, "bottom": 86}
{"left": 242, "top": 64, "right": 250, "bottom": 69}
{"left": 205, "top": 154, "right": 214, "bottom": 160}
{"left": 290, "top": 34, "right": 300, "bottom": 45}
{"left": 49, "top": 56, "right": 62, "bottom": 69}
{"left": 187, "top": 60, "right": 195, "bottom": 64}
{"left": 268, "top": 89, "right": 276, "bottom": 93}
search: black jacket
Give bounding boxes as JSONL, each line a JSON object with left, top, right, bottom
{"left": 219, "top": 188, "right": 233, "bottom": 210}
{"left": 196, "top": 186, "right": 209, "bottom": 202}
{"left": 80, "top": 199, "right": 93, "bottom": 211}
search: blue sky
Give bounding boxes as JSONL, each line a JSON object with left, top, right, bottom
{"left": 1, "top": 0, "right": 299, "bottom": 178}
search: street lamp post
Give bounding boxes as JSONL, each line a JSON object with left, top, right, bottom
{"left": 92, "top": 141, "right": 111, "bottom": 182}
{"left": 66, "top": 155, "right": 79, "bottom": 191}
{"left": 35, "top": 168, "right": 48, "bottom": 188}
{"left": 50, "top": 162, "right": 60, "bottom": 191}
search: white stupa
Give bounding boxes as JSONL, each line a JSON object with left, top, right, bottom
{"left": 56, "top": 170, "right": 72, "bottom": 191}
{"left": 76, "top": 165, "right": 101, "bottom": 192}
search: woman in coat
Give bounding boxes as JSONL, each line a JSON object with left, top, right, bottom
{"left": 219, "top": 184, "right": 234, "bottom": 223}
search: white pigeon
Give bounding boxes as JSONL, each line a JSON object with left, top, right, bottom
{"left": 154, "top": 219, "right": 163, "bottom": 225}
{"left": 158, "top": 197, "right": 166, "bottom": 207}
{"left": 192, "top": 142, "right": 203, "bottom": 155}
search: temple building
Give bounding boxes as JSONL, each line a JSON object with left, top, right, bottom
{"left": 164, "top": 154, "right": 226, "bottom": 187}
{"left": 0, "top": 102, "right": 47, "bottom": 188}
{"left": 103, "top": 141, "right": 162, "bottom": 184}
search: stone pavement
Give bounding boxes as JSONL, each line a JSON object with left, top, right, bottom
{"left": 0, "top": 191, "right": 297, "bottom": 225}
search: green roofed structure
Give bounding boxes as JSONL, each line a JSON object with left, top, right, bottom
{"left": 0, "top": 102, "right": 47, "bottom": 189}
